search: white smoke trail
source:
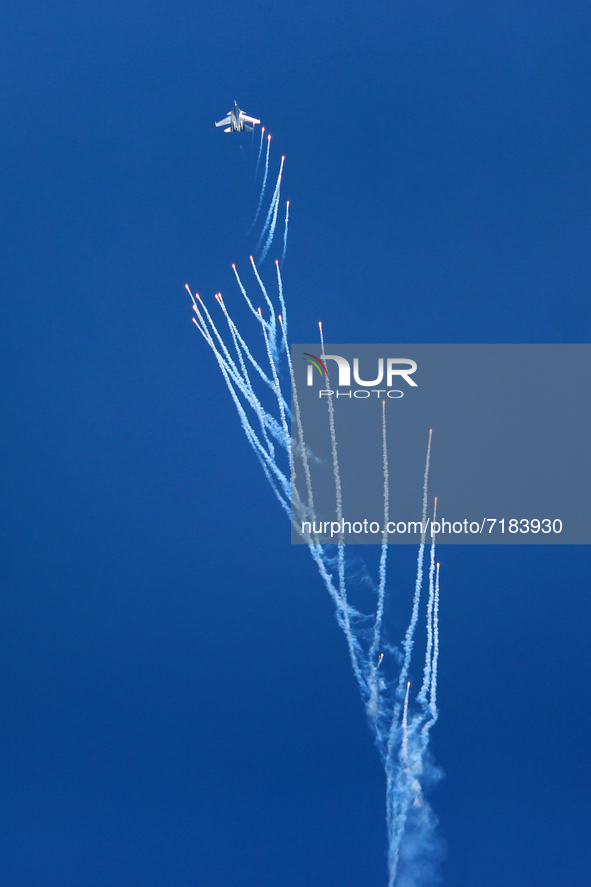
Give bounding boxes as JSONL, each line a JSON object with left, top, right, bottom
{"left": 259, "top": 181, "right": 282, "bottom": 263}
{"left": 258, "top": 307, "right": 290, "bottom": 451}
{"left": 257, "top": 155, "right": 285, "bottom": 262}
{"left": 369, "top": 428, "right": 438, "bottom": 887}
{"left": 254, "top": 126, "right": 265, "bottom": 182}
{"left": 278, "top": 316, "right": 306, "bottom": 528}
{"left": 275, "top": 260, "right": 288, "bottom": 342}
{"left": 188, "top": 294, "right": 291, "bottom": 512}
{"left": 281, "top": 200, "right": 290, "bottom": 267}
{"left": 250, "top": 256, "right": 279, "bottom": 363}
{"left": 319, "top": 322, "right": 365, "bottom": 693}
{"left": 219, "top": 278, "right": 277, "bottom": 392}
{"left": 417, "top": 499, "right": 438, "bottom": 709}
{"left": 188, "top": 289, "right": 251, "bottom": 396}
{"left": 368, "top": 400, "right": 390, "bottom": 722}
{"left": 190, "top": 289, "right": 285, "bottom": 450}
{"left": 277, "top": 320, "right": 366, "bottom": 669}
{"left": 279, "top": 315, "right": 314, "bottom": 522}
{"left": 216, "top": 294, "right": 277, "bottom": 460}
{"left": 187, "top": 288, "right": 284, "bottom": 459}
{"left": 426, "top": 563, "right": 440, "bottom": 730}
{"left": 252, "top": 133, "right": 271, "bottom": 229}
{"left": 401, "top": 681, "right": 411, "bottom": 764}
{"left": 394, "top": 430, "right": 433, "bottom": 703}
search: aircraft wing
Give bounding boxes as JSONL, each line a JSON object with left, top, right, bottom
{"left": 242, "top": 115, "right": 260, "bottom": 126}
{"left": 215, "top": 115, "right": 231, "bottom": 127}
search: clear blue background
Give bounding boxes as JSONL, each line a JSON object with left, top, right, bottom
{"left": 0, "top": 2, "right": 589, "bottom": 885}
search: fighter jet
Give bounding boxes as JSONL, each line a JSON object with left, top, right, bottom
{"left": 215, "top": 102, "right": 260, "bottom": 133}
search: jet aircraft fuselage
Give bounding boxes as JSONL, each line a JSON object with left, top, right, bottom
{"left": 215, "top": 102, "right": 261, "bottom": 133}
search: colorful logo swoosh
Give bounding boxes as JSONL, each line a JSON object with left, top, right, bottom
{"left": 302, "top": 353, "right": 328, "bottom": 378}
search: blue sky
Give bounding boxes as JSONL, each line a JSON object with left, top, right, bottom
{"left": 0, "top": 2, "right": 590, "bottom": 885}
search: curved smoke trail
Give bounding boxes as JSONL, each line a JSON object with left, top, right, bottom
{"left": 256, "top": 155, "right": 285, "bottom": 261}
